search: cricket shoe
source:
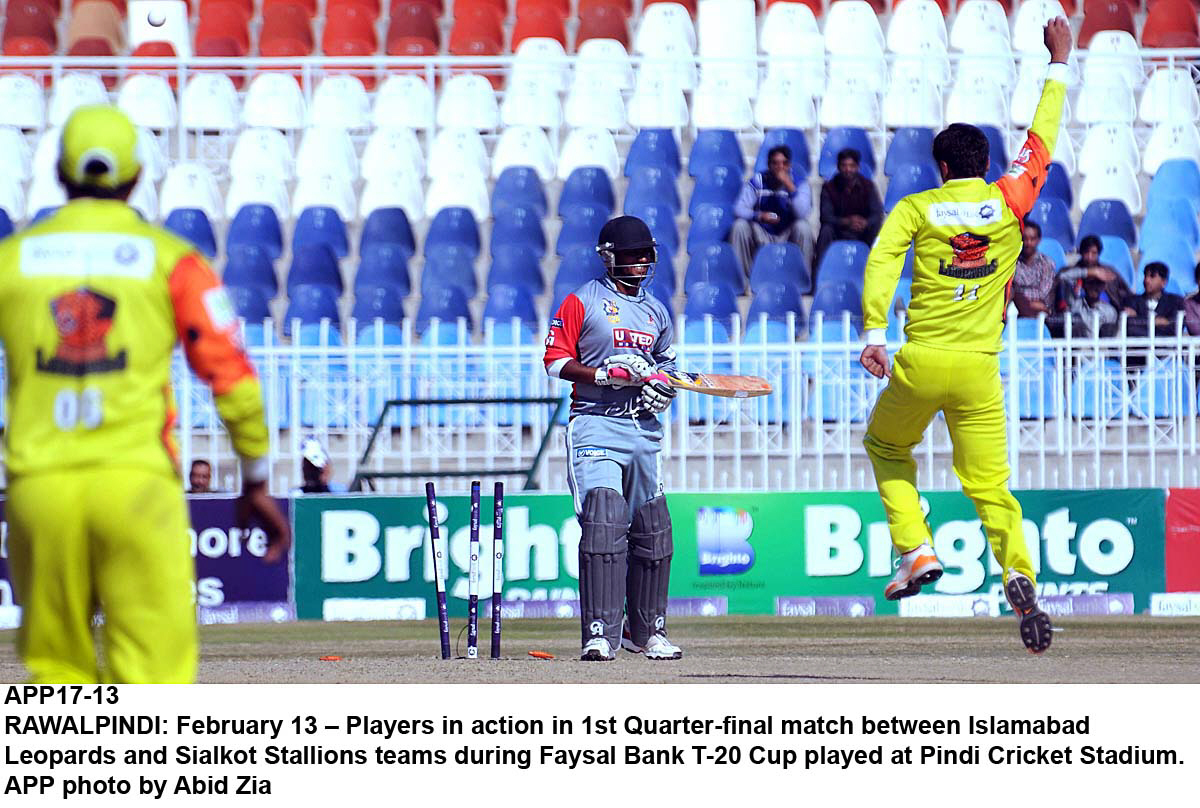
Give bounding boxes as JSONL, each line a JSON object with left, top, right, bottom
{"left": 1005, "top": 571, "right": 1053, "bottom": 654}
{"left": 884, "top": 543, "right": 944, "bottom": 601}
{"left": 581, "top": 637, "right": 616, "bottom": 661}
{"left": 620, "top": 618, "right": 683, "bottom": 660}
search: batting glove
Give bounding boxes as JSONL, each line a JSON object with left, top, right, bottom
{"left": 638, "top": 373, "right": 676, "bottom": 413}
{"left": 595, "top": 354, "right": 654, "bottom": 387}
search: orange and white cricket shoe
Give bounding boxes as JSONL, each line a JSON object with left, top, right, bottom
{"left": 884, "top": 543, "right": 944, "bottom": 601}
{"left": 1005, "top": 571, "right": 1053, "bottom": 654}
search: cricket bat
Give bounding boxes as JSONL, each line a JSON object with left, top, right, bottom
{"left": 610, "top": 368, "right": 772, "bottom": 398}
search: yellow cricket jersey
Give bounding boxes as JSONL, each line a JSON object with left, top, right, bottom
{"left": 863, "top": 66, "right": 1069, "bottom": 353}
{"left": 0, "top": 199, "right": 269, "bottom": 479}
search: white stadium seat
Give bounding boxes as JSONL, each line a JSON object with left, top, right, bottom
{"left": 297, "top": 127, "right": 358, "bottom": 180}
{"left": 639, "top": 38, "right": 698, "bottom": 91}
{"left": 691, "top": 75, "right": 754, "bottom": 130}
{"left": 136, "top": 128, "right": 167, "bottom": 182}
{"left": 883, "top": 78, "right": 943, "bottom": 129}
{"left": 1078, "top": 161, "right": 1142, "bottom": 215}
{"left": 754, "top": 74, "right": 818, "bottom": 129}
{"left": 698, "top": 0, "right": 757, "bottom": 94}
{"left": 360, "top": 172, "right": 425, "bottom": 221}
{"left": 374, "top": 76, "right": 435, "bottom": 130}
{"left": 511, "top": 37, "right": 570, "bottom": 93}
{"left": 225, "top": 172, "right": 290, "bottom": 220}
{"left": 160, "top": 162, "right": 222, "bottom": 221}
{"left": 576, "top": 39, "right": 635, "bottom": 91}
{"left": 957, "top": 52, "right": 1017, "bottom": 94}
{"left": 0, "top": 127, "right": 32, "bottom": 182}
{"left": 824, "top": 0, "right": 885, "bottom": 54}
{"left": 946, "top": 77, "right": 1009, "bottom": 128}
{"left": 828, "top": 51, "right": 888, "bottom": 94}
{"left": 557, "top": 127, "right": 620, "bottom": 181}
{"left": 48, "top": 73, "right": 108, "bottom": 127}
{"left": 886, "top": 0, "right": 948, "bottom": 54}
{"left": 0, "top": 174, "right": 26, "bottom": 221}
{"left": 32, "top": 128, "right": 60, "bottom": 180}
{"left": 1075, "top": 80, "right": 1136, "bottom": 125}
{"left": 950, "top": 0, "right": 1011, "bottom": 51}
{"left": 502, "top": 77, "right": 564, "bottom": 130}
{"left": 181, "top": 74, "right": 240, "bottom": 131}
{"left": 1144, "top": 122, "right": 1200, "bottom": 175}
{"left": 242, "top": 74, "right": 307, "bottom": 130}
{"left": 1051, "top": 125, "right": 1076, "bottom": 175}
{"left": 1078, "top": 124, "right": 1141, "bottom": 176}
{"left": 231, "top": 128, "right": 294, "bottom": 182}
{"left": 564, "top": 74, "right": 625, "bottom": 130}
{"left": 1084, "top": 31, "right": 1144, "bottom": 89}
{"left": 428, "top": 128, "right": 489, "bottom": 180}
{"left": 362, "top": 128, "right": 424, "bottom": 179}
{"left": 425, "top": 166, "right": 489, "bottom": 221}
{"left": 436, "top": 75, "right": 500, "bottom": 131}
{"left": 892, "top": 51, "right": 952, "bottom": 92}
{"left": 25, "top": 174, "right": 65, "bottom": 220}
{"left": 118, "top": 75, "right": 178, "bottom": 129}
{"left": 761, "top": 2, "right": 819, "bottom": 54}
{"left": 492, "top": 125, "right": 557, "bottom": 181}
{"left": 293, "top": 172, "right": 357, "bottom": 221}
{"left": 765, "top": 32, "right": 826, "bottom": 95}
{"left": 820, "top": 75, "right": 881, "bottom": 128}
{"left": 0, "top": 75, "right": 46, "bottom": 129}
{"left": 1012, "top": 0, "right": 1066, "bottom": 55}
{"left": 1139, "top": 68, "right": 1200, "bottom": 125}
{"left": 634, "top": 3, "right": 696, "bottom": 53}
{"left": 310, "top": 76, "right": 371, "bottom": 130}
{"left": 627, "top": 73, "right": 690, "bottom": 129}
{"left": 129, "top": 178, "right": 159, "bottom": 221}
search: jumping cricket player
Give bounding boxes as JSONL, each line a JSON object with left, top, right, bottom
{"left": 543, "top": 216, "right": 682, "bottom": 661}
{"left": 0, "top": 105, "right": 290, "bottom": 683}
{"left": 860, "top": 20, "right": 1073, "bottom": 653}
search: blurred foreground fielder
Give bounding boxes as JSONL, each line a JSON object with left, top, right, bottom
{"left": 0, "top": 106, "right": 290, "bottom": 682}
{"left": 860, "top": 20, "right": 1073, "bottom": 653}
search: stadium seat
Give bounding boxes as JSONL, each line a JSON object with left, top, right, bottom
{"left": 754, "top": 129, "right": 812, "bottom": 179}
{"left": 492, "top": 166, "right": 548, "bottom": 218}
{"left": 361, "top": 172, "right": 424, "bottom": 223}
{"left": 118, "top": 75, "right": 177, "bottom": 129}
{"left": 1146, "top": 159, "right": 1200, "bottom": 209}
{"left": 1140, "top": 68, "right": 1200, "bottom": 124}
{"left": 1142, "top": 198, "right": 1200, "bottom": 252}
{"left": 487, "top": 243, "right": 544, "bottom": 295}
{"left": 815, "top": 241, "right": 869, "bottom": 288}
{"left": 553, "top": 245, "right": 606, "bottom": 308}
{"left": 161, "top": 163, "right": 222, "bottom": 222}
{"left": 883, "top": 128, "right": 935, "bottom": 176}
{"left": 818, "top": 76, "right": 882, "bottom": 129}
{"left": 1027, "top": 197, "right": 1075, "bottom": 251}
{"left": 421, "top": 244, "right": 477, "bottom": 299}
{"left": 287, "top": 244, "right": 343, "bottom": 296}
{"left": 231, "top": 127, "right": 294, "bottom": 182}
{"left": 491, "top": 206, "right": 546, "bottom": 259}
{"left": 1083, "top": 29, "right": 1143, "bottom": 88}
{"left": 428, "top": 127, "right": 489, "bottom": 180}
{"left": 355, "top": 243, "right": 411, "bottom": 297}
{"left": 683, "top": 282, "right": 738, "bottom": 326}
{"left": 511, "top": 36, "right": 570, "bottom": 92}
{"left": 687, "top": 129, "right": 744, "bottom": 176}
{"left": 296, "top": 127, "right": 359, "bottom": 181}
{"left": 0, "top": 128, "right": 31, "bottom": 183}
{"left": 883, "top": 77, "right": 944, "bottom": 129}
{"left": 1137, "top": 241, "right": 1194, "bottom": 294}
{"left": 1075, "top": 79, "right": 1136, "bottom": 126}
{"left": 4, "top": 0, "right": 58, "bottom": 55}
{"left": 818, "top": 128, "right": 876, "bottom": 179}
{"left": 1040, "top": 162, "right": 1073, "bottom": 207}
{"left": 0, "top": 75, "right": 46, "bottom": 129}
{"left": 437, "top": 74, "right": 500, "bottom": 130}
{"left": 635, "top": 2, "right": 696, "bottom": 52}
{"left": 227, "top": 284, "right": 272, "bottom": 323}
{"left": 242, "top": 73, "right": 307, "bottom": 130}
{"left": 761, "top": 0, "right": 818, "bottom": 54}
{"left": 164, "top": 208, "right": 218, "bottom": 258}
{"left": 684, "top": 242, "right": 743, "bottom": 296}
{"left": 1079, "top": 163, "right": 1142, "bottom": 216}
{"left": 754, "top": 72, "right": 819, "bottom": 130}
{"left": 1145, "top": 123, "right": 1200, "bottom": 176}
{"left": 224, "top": 245, "right": 279, "bottom": 299}
{"left": 685, "top": 203, "right": 734, "bottom": 253}
{"left": 576, "top": 36, "right": 634, "bottom": 88}
{"left": 492, "top": 125, "right": 556, "bottom": 182}
{"left": 577, "top": 3, "right": 631, "bottom": 50}
{"left": 416, "top": 284, "right": 473, "bottom": 335}
{"left": 362, "top": 126, "right": 424, "bottom": 179}
{"left": 884, "top": 162, "right": 940, "bottom": 211}
{"left": 310, "top": 75, "right": 371, "bottom": 129}
{"left": 750, "top": 242, "right": 811, "bottom": 295}
{"left": 502, "top": 78, "right": 565, "bottom": 131}
{"left": 293, "top": 206, "right": 349, "bottom": 259}
{"left": 49, "top": 73, "right": 108, "bottom": 127}
{"left": 688, "top": 164, "right": 743, "bottom": 218}
{"left": 556, "top": 204, "right": 609, "bottom": 255}
{"left": 1077, "top": 200, "right": 1136, "bottom": 249}
{"left": 0, "top": 207, "right": 13, "bottom": 239}
{"left": 351, "top": 283, "right": 406, "bottom": 328}
{"left": 558, "top": 127, "right": 621, "bottom": 180}
{"left": 1078, "top": 123, "right": 1140, "bottom": 176}
{"left": 559, "top": 167, "right": 614, "bottom": 218}
{"left": 426, "top": 207, "right": 481, "bottom": 259}
{"left": 425, "top": 168, "right": 490, "bottom": 221}
{"left": 644, "top": 243, "right": 676, "bottom": 299}
{"left": 227, "top": 204, "right": 284, "bottom": 260}
{"left": 373, "top": 75, "right": 435, "bottom": 130}
{"left": 483, "top": 283, "right": 539, "bottom": 330}
{"left": 811, "top": 281, "right": 864, "bottom": 320}
{"left": 625, "top": 128, "right": 682, "bottom": 178}
{"left": 824, "top": 0, "right": 885, "bottom": 51}
{"left": 627, "top": 72, "right": 690, "bottom": 128}
{"left": 1038, "top": 238, "right": 1068, "bottom": 271}
{"left": 564, "top": 74, "right": 625, "bottom": 131}
{"left": 747, "top": 281, "right": 804, "bottom": 332}
{"left": 512, "top": 2, "right": 566, "bottom": 49}
{"left": 691, "top": 77, "right": 754, "bottom": 131}
{"left": 1142, "top": 0, "right": 1200, "bottom": 49}
{"left": 887, "top": 0, "right": 947, "bottom": 51}
{"left": 387, "top": 1, "right": 440, "bottom": 51}
{"left": 1098, "top": 235, "right": 1135, "bottom": 286}
{"left": 625, "top": 165, "right": 681, "bottom": 215}
{"left": 293, "top": 171, "right": 357, "bottom": 222}
{"left": 360, "top": 207, "right": 416, "bottom": 259}
{"left": 259, "top": 2, "right": 315, "bottom": 61}
{"left": 1078, "top": 0, "right": 1135, "bottom": 48}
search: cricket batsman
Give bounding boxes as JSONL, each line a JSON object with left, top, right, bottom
{"left": 543, "top": 216, "right": 682, "bottom": 661}
{"left": 859, "top": 20, "right": 1072, "bottom": 654}
{"left": 0, "top": 105, "right": 290, "bottom": 683}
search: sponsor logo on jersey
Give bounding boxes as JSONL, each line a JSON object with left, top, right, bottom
{"left": 575, "top": 446, "right": 607, "bottom": 458}
{"left": 20, "top": 234, "right": 155, "bottom": 279}
{"left": 926, "top": 199, "right": 1005, "bottom": 228}
{"left": 612, "top": 328, "right": 654, "bottom": 350}
{"left": 938, "top": 232, "right": 998, "bottom": 280}
{"left": 37, "top": 288, "right": 128, "bottom": 376}
{"left": 602, "top": 299, "right": 620, "bottom": 323}
{"left": 550, "top": 317, "right": 563, "bottom": 328}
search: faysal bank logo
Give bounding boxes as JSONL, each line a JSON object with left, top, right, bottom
{"left": 696, "top": 507, "right": 755, "bottom": 575}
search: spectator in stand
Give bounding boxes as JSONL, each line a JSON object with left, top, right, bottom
{"left": 816, "top": 148, "right": 883, "bottom": 277}
{"left": 1069, "top": 274, "right": 1118, "bottom": 338}
{"left": 1012, "top": 219, "right": 1057, "bottom": 316}
{"left": 1185, "top": 262, "right": 1200, "bottom": 336}
{"left": 188, "top": 459, "right": 214, "bottom": 493}
{"left": 1055, "top": 234, "right": 1133, "bottom": 315}
{"left": 730, "top": 145, "right": 813, "bottom": 278}
{"left": 1124, "top": 262, "right": 1187, "bottom": 337}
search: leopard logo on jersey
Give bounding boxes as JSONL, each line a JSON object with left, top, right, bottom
{"left": 36, "top": 288, "right": 128, "bottom": 376}
{"left": 938, "top": 232, "right": 998, "bottom": 280}
{"left": 602, "top": 299, "right": 620, "bottom": 324}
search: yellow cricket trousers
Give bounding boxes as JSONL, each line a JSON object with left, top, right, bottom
{"left": 7, "top": 468, "right": 197, "bottom": 683}
{"left": 863, "top": 342, "right": 1035, "bottom": 584}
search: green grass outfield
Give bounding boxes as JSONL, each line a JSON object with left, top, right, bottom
{"left": 4, "top": 617, "right": 1199, "bottom": 683}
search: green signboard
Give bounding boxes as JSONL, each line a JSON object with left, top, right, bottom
{"left": 292, "top": 489, "right": 1165, "bottom": 619}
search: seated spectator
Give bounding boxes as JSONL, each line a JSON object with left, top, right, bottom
{"left": 188, "top": 459, "right": 213, "bottom": 493}
{"left": 1012, "top": 219, "right": 1057, "bottom": 317}
{"left": 293, "top": 436, "right": 347, "bottom": 494}
{"left": 1124, "top": 262, "right": 1187, "bottom": 337}
{"left": 1069, "top": 274, "right": 1118, "bottom": 338}
{"left": 731, "top": 145, "right": 813, "bottom": 277}
{"left": 1185, "top": 262, "right": 1200, "bottom": 336}
{"left": 815, "top": 148, "right": 882, "bottom": 276}
{"left": 1055, "top": 234, "right": 1133, "bottom": 314}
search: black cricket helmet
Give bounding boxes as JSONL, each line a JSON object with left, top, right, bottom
{"left": 596, "top": 215, "right": 658, "bottom": 285}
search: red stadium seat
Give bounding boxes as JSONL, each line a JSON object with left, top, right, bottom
{"left": 323, "top": 3, "right": 380, "bottom": 53}
{"left": 1083, "top": 0, "right": 1136, "bottom": 12}
{"left": 387, "top": 34, "right": 439, "bottom": 57}
{"left": 1078, "top": 1, "right": 1137, "bottom": 47}
{"left": 264, "top": 0, "right": 316, "bottom": 17}
{"left": 450, "top": 4, "right": 504, "bottom": 46}
{"left": 580, "top": 0, "right": 630, "bottom": 13}
{"left": 130, "top": 39, "right": 180, "bottom": 88}
{"left": 576, "top": 1, "right": 630, "bottom": 50}
{"left": 387, "top": 2, "right": 441, "bottom": 51}
{"left": 455, "top": 0, "right": 506, "bottom": 16}
{"left": 643, "top": 0, "right": 695, "bottom": 15}
{"left": 328, "top": 0, "right": 382, "bottom": 16}
{"left": 199, "top": 0, "right": 253, "bottom": 17}
{"left": 67, "top": 1, "right": 123, "bottom": 87}
{"left": 512, "top": 3, "right": 567, "bottom": 49}
{"left": 390, "top": 0, "right": 443, "bottom": 13}
{"left": 1143, "top": 0, "right": 1200, "bottom": 47}
{"left": 517, "top": 0, "right": 567, "bottom": 15}
{"left": 196, "top": 2, "right": 252, "bottom": 56}
{"left": 260, "top": 3, "right": 315, "bottom": 55}
{"left": 3, "top": 1, "right": 59, "bottom": 54}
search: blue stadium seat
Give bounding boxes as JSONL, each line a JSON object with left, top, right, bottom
{"left": 1146, "top": 159, "right": 1200, "bottom": 210}
{"left": 811, "top": 281, "right": 863, "bottom": 320}
{"left": 755, "top": 128, "right": 812, "bottom": 177}
{"left": 224, "top": 244, "right": 278, "bottom": 299}
{"left": 483, "top": 282, "right": 538, "bottom": 329}
{"left": 1137, "top": 242, "right": 1193, "bottom": 295}
{"left": 626, "top": 202, "right": 680, "bottom": 254}
{"left": 351, "top": 283, "right": 406, "bottom": 326}
{"left": 642, "top": 269, "right": 675, "bottom": 314}
{"left": 227, "top": 284, "right": 271, "bottom": 323}
{"left": 32, "top": 206, "right": 59, "bottom": 222}
{"left": 624, "top": 165, "right": 681, "bottom": 214}
{"left": 682, "top": 316, "right": 731, "bottom": 345}
{"left": 683, "top": 281, "right": 738, "bottom": 324}
{"left": 0, "top": 208, "right": 12, "bottom": 239}
{"left": 227, "top": 204, "right": 283, "bottom": 260}
{"left": 490, "top": 205, "right": 546, "bottom": 258}
{"left": 421, "top": 244, "right": 477, "bottom": 299}
{"left": 688, "top": 129, "right": 744, "bottom": 177}
{"left": 685, "top": 203, "right": 734, "bottom": 253}
{"left": 1015, "top": 317, "right": 1052, "bottom": 340}
{"left": 901, "top": 246, "right": 914, "bottom": 278}
{"left": 688, "top": 164, "right": 743, "bottom": 218}
{"left": 284, "top": 283, "right": 340, "bottom": 335}
{"left": 1077, "top": 200, "right": 1136, "bottom": 248}
{"left": 425, "top": 207, "right": 480, "bottom": 258}
{"left": 1037, "top": 239, "right": 1068, "bottom": 271}
{"left": 356, "top": 320, "right": 405, "bottom": 344}
{"left": 487, "top": 243, "right": 544, "bottom": 295}
{"left": 643, "top": 243, "right": 676, "bottom": 298}
{"left": 296, "top": 322, "right": 344, "bottom": 346}
{"left": 492, "top": 166, "right": 547, "bottom": 218}
{"left": 979, "top": 125, "right": 1008, "bottom": 180}
{"left": 1098, "top": 235, "right": 1135, "bottom": 286}
{"left": 164, "top": 208, "right": 217, "bottom": 257}
{"left": 293, "top": 206, "right": 349, "bottom": 259}
{"left": 287, "top": 244, "right": 342, "bottom": 295}
{"left": 1026, "top": 197, "right": 1074, "bottom": 251}
{"left": 884, "top": 161, "right": 940, "bottom": 211}
{"left": 810, "top": 316, "right": 861, "bottom": 342}
{"left": 360, "top": 207, "right": 415, "bottom": 259}
{"left": 551, "top": 246, "right": 605, "bottom": 313}
{"left": 1069, "top": 359, "right": 1124, "bottom": 419}
{"left": 355, "top": 243, "right": 411, "bottom": 297}
{"left": 242, "top": 322, "right": 269, "bottom": 347}
{"left": 815, "top": 240, "right": 869, "bottom": 288}
{"left": 1142, "top": 198, "right": 1200, "bottom": 252}
{"left": 1041, "top": 162, "right": 1073, "bottom": 207}
{"left": 749, "top": 242, "right": 810, "bottom": 295}
{"left": 818, "top": 127, "right": 876, "bottom": 179}
{"left": 684, "top": 242, "right": 743, "bottom": 296}
{"left": 747, "top": 280, "right": 804, "bottom": 332}
{"left": 416, "top": 283, "right": 472, "bottom": 335}
{"left": 625, "top": 128, "right": 681, "bottom": 177}
{"left": 883, "top": 128, "right": 935, "bottom": 176}
{"left": 555, "top": 204, "right": 608, "bottom": 256}
{"left": 559, "top": 167, "right": 614, "bottom": 218}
